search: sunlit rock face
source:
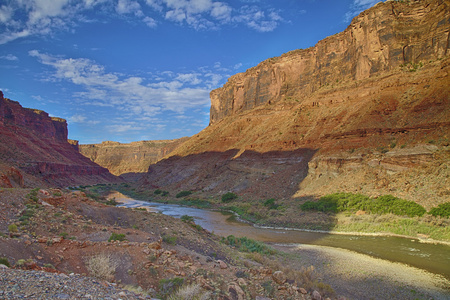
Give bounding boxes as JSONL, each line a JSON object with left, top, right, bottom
{"left": 137, "top": 0, "right": 449, "bottom": 205}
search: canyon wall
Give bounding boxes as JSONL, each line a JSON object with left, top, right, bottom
{"left": 139, "top": 0, "right": 450, "bottom": 207}
{"left": 210, "top": 0, "right": 449, "bottom": 123}
{"left": 79, "top": 138, "right": 189, "bottom": 176}
{"left": 0, "top": 92, "right": 120, "bottom": 188}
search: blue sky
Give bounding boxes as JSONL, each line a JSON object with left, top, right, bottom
{"left": 0, "top": 0, "right": 381, "bottom": 144}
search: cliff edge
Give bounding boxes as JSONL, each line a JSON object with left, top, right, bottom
{"left": 0, "top": 92, "right": 120, "bottom": 188}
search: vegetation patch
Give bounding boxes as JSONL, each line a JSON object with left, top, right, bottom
{"left": 301, "top": 193, "right": 426, "bottom": 217}
{"left": 221, "top": 235, "right": 276, "bottom": 255}
{"left": 176, "top": 191, "right": 192, "bottom": 198}
{"left": 179, "top": 198, "right": 211, "bottom": 209}
{"left": 428, "top": 202, "right": 450, "bottom": 218}
{"left": 158, "top": 277, "right": 184, "bottom": 299}
{"left": 0, "top": 257, "right": 11, "bottom": 267}
{"left": 221, "top": 192, "right": 238, "bottom": 203}
{"left": 108, "top": 232, "right": 126, "bottom": 242}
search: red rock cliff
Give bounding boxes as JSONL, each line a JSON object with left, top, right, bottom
{"left": 0, "top": 92, "right": 121, "bottom": 188}
{"left": 139, "top": 0, "right": 450, "bottom": 207}
{"left": 79, "top": 138, "right": 189, "bottom": 176}
{"left": 210, "top": 0, "right": 449, "bottom": 123}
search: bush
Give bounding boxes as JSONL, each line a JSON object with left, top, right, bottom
{"left": 154, "top": 189, "right": 162, "bottom": 195}
{"left": 85, "top": 253, "right": 118, "bottom": 281}
{"left": 8, "top": 224, "right": 18, "bottom": 233}
{"left": 168, "top": 284, "right": 211, "bottom": 300}
{"left": 429, "top": 202, "right": 450, "bottom": 218}
{"left": 263, "top": 198, "right": 280, "bottom": 209}
{"left": 159, "top": 277, "right": 184, "bottom": 299}
{"left": 176, "top": 191, "right": 192, "bottom": 198}
{"left": 221, "top": 192, "right": 238, "bottom": 203}
{"left": 108, "top": 232, "right": 126, "bottom": 242}
{"left": 180, "top": 215, "right": 194, "bottom": 223}
{"left": 301, "top": 193, "right": 426, "bottom": 217}
{"left": 163, "top": 235, "right": 177, "bottom": 245}
{"left": 0, "top": 257, "right": 10, "bottom": 267}
{"left": 221, "top": 235, "right": 275, "bottom": 255}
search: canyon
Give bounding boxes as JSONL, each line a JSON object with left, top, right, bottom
{"left": 132, "top": 0, "right": 449, "bottom": 208}
{"left": 79, "top": 138, "right": 188, "bottom": 176}
{"left": 0, "top": 92, "right": 120, "bottom": 188}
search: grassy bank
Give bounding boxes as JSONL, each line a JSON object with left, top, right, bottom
{"left": 83, "top": 184, "right": 450, "bottom": 243}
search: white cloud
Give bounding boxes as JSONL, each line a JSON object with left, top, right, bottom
{"left": 0, "top": 0, "right": 284, "bottom": 44}
{"left": 345, "top": 0, "right": 382, "bottom": 22}
{"left": 0, "top": 54, "right": 18, "bottom": 61}
{"left": 69, "top": 114, "right": 87, "bottom": 123}
{"left": 143, "top": 16, "right": 158, "bottom": 27}
{"left": 116, "top": 0, "right": 142, "bottom": 16}
{"left": 0, "top": 5, "right": 13, "bottom": 23}
{"left": 29, "top": 50, "right": 223, "bottom": 118}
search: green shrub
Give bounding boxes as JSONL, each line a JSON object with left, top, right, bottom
{"left": 161, "top": 191, "right": 169, "bottom": 197}
{"left": 176, "top": 191, "right": 192, "bottom": 198}
{"left": 163, "top": 235, "right": 177, "bottom": 245}
{"left": 301, "top": 193, "right": 426, "bottom": 217}
{"left": 8, "top": 224, "right": 18, "bottom": 233}
{"left": 108, "top": 232, "right": 126, "bottom": 242}
{"left": 429, "top": 202, "right": 450, "bottom": 218}
{"left": 221, "top": 192, "right": 238, "bottom": 203}
{"left": 181, "top": 215, "right": 194, "bottom": 223}
{"left": 154, "top": 189, "right": 162, "bottom": 195}
{"left": 221, "top": 235, "right": 275, "bottom": 255}
{"left": 0, "top": 257, "right": 10, "bottom": 267}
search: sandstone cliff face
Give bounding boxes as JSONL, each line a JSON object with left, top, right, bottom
{"left": 79, "top": 138, "right": 189, "bottom": 176}
{"left": 0, "top": 92, "right": 120, "bottom": 188}
{"left": 139, "top": 0, "right": 450, "bottom": 207}
{"left": 210, "top": 0, "right": 449, "bottom": 123}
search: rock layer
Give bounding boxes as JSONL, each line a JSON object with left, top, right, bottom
{"left": 139, "top": 0, "right": 450, "bottom": 206}
{"left": 0, "top": 92, "right": 120, "bottom": 188}
{"left": 79, "top": 138, "right": 188, "bottom": 176}
{"left": 210, "top": 0, "right": 449, "bottom": 123}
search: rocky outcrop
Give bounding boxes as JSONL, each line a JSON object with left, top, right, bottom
{"left": 139, "top": 0, "right": 450, "bottom": 206}
{"left": 0, "top": 92, "right": 120, "bottom": 187}
{"left": 210, "top": 0, "right": 449, "bottom": 123}
{"left": 79, "top": 138, "right": 189, "bottom": 176}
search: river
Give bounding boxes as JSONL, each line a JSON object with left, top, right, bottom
{"left": 108, "top": 191, "right": 450, "bottom": 281}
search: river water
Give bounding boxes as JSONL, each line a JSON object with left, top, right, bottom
{"left": 109, "top": 191, "right": 450, "bottom": 280}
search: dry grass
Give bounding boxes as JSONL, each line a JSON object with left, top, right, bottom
{"left": 168, "top": 284, "right": 211, "bottom": 300}
{"left": 85, "top": 253, "right": 118, "bottom": 281}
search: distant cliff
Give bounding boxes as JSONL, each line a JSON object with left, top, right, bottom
{"left": 139, "top": 0, "right": 450, "bottom": 207}
{"left": 0, "top": 91, "right": 120, "bottom": 188}
{"left": 79, "top": 138, "right": 189, "bottom": 176}
{"left": 210, "top": 0, "right": 449, "bottom": 123}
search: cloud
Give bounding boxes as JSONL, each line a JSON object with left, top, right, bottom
{"left": 0, "top": 0, "right": 285, "bottom": 44}
{"left": 0, "top": 54, "right": 18, "bottom": 61}
{"left": 68, "top": 114, "right": 87, "bottom": 123}
{"left": 344, "top": 0, "right": 382, "bottom": 22}
{"left": 29, "top": 50, "right": 227, "bottom": 118}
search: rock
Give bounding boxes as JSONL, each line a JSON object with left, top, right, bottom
{"left": 0, "top": 264, "right": 9, "bottom": 269}
{"left": 218, "top": 260, "right": 228, "bottom": 269}
{"left": 312, "top": 290, "right": 322, "bottom": 300}
{"left": 299, "top": 287, "right": 308, "bottom": 294}
{"left": 228, "top": 282, "right": 245, "bottom": 300}
{"left": 272, "top": 270, "right": 286, "bottom": 284}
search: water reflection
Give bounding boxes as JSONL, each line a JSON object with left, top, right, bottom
{"left": 109, "top": 191, "right": 450, "bottom": 280}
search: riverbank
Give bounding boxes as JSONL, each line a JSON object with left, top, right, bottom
{"left": 111, "top": 184, "right": 450, "bottom": 245}
{"left": 272, "top": 243, "right": 450, "bottom": 300}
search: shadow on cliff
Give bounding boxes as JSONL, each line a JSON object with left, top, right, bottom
{"left": 138, "top": 148, "right": 317, "bottom": 200}
{"left": 134, "top": 148, "right": 341, "bottom": 240}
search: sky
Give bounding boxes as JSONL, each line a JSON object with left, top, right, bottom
{"left": 0, "top": 0, "right": 382, "bottom": 144}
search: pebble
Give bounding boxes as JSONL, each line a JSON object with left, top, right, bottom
{"left": 0, "top": 268, "right": 153, "bottom": 299}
